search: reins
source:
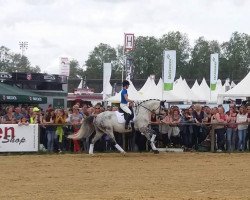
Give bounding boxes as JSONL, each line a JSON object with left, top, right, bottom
{"left": 134, "top": 99, "right": 162, "bottom": 116}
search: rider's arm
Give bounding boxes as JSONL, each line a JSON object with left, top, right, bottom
{"left": 124, "top": 94, "right": 133, "bottom": 103}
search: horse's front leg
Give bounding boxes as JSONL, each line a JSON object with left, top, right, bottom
{"left": 139, "top": 127, "right": 159, "bottom": 154}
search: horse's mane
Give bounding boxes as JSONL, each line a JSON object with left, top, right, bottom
{"left": 135, "top": 99, "right": 161, "bottom": 107}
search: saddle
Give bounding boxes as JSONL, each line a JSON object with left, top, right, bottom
{"left": 118, "top": 107, "right": 134, "bottom": 121}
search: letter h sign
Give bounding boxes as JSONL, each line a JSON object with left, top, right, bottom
{"left": 124, "top": 33, "right": 134, "bottom": 52}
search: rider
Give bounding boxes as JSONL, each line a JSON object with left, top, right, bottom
{"left": 120, "top": 80, "right": 134, "bottom": 129}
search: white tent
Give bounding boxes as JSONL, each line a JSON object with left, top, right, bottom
{"left": 182, "top": 79, "right": 199, "bottom": 102}
{"left": 191, "top": 80, "right": 206, "bottom": 101}
{"left": 198, "top": 78, "right": 211, "bottom": 102}
{"left": 107, "top": 81, "right": 145, "bottom": 103}
{"left": 230, "top": 81, "right": 236, "bottom": 89}
{"left": 155, "top": 78, "right": 181, "bottom": 101}
{"left": 218, "top": 72, "right": 250, "bottom": 102}
{"left": 222, "top": 79, "right": 230, "bottom": 92}
{"left": 165, "top": 78, "right": 197, "bottom": 102}
{"left": 139, "top": 77, "right": 157, "bottom": 95}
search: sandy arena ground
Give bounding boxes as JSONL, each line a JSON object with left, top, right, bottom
{"left": 0, "top": 152, "right": 250, "bottom": 200}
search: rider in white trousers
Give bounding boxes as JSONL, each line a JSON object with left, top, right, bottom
{"left": 120, "top": 80, "right": 134, "bottom": 129}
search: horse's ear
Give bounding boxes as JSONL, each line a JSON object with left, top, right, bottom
{"left": 160, "top": 100, "right": 166, "bottom": 108}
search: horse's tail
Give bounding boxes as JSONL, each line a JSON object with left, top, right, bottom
{"left": 68, "top": 116, "right": 95, "bottom": 140}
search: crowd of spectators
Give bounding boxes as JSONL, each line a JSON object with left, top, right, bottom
{"left": 151, "top": 103, "right": 250, "bottom": 152}
{"left": 0, "top": 103, "right": 118, "bottom": 153}
{"left": 0, "top": 102, "right": 250, "bottom": 153}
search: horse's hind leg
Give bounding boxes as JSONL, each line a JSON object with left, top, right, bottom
{"left": 89, "top": 128, "right": 104, "bottom": 154}
{"left": 106, "top": 129, "right": 126, "bottom": 154}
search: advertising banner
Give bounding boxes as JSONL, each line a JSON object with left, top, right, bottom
{"left": 210, "top": 53, "right": 219, "bottom": 91}
{"left": 103, "top": 63, "right": 112, "bottom": 100}
{"left": 163, "top": 50, "right": 176, "bottom": 91}
{"left": 0, "top": 124, "right": 39, "bottom": 152}
{"left": 125, "top": 58, "right": 134, "bottom": 81}
{"left": 60, "top": 57, "right": 70, "bottom": 76}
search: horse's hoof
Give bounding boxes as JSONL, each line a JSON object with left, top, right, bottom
{"left": 121, "top": 151, "right": 126, "bottom": 156}
{"left": 153, "top": 150, "right": 159, "bottom": 154}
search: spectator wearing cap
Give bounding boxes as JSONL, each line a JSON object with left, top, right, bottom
{"left": 30, "top": 107, "right": 43, "bottom": 124}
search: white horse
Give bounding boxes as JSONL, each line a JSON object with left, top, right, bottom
{"left": 68, "top": 99, "right": 164, "bottom": 154}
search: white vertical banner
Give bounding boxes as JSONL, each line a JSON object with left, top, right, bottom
{"left": 125, "top": 58, "right": 133, "bottom": 81}
{"left": 60, "top": 57, "right": 70, "bottom": 76}
{"left": 124, "top": 33, "right": 135, "bottom": 51}
{"left": 163, "top": 50, "right": 176, "bottom": 91}
{"left": 210, "top": 53, "right": 219, "bottom": 91}
{"left": 103, "top": 63, "right": 112, "bottom": 100}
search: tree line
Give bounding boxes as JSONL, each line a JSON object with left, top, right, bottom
{"left": 0, "top": 46, "right": 40, "bottom": 73}
{"left": 71, "top": 31, "right": 250, "bottom": 84}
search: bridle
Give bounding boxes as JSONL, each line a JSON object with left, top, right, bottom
{"left": 134, "top": 99, "right": 164, "bottom": 116}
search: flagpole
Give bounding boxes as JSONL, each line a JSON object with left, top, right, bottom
{"left": 162, "top": 50, "right": 164, "bottom": 101}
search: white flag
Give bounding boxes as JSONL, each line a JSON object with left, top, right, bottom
{"left": 163, "top": 50, "right": 176, "bottom": 91}
{"left": 210, "top": 53, "right": 219, "bottom": 91}
{"left": 103, "top": 63, "right": 112, "bottom": 100}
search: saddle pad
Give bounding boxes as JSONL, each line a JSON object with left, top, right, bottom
{"left": 115, "top": 111, "right": 125, "bottom": 123}
{"left": 115, "top": 111, "right": 136, "bottom": 124}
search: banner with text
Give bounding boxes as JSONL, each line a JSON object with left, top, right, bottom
{"left": 125, "top": 58, "right": 134, "bottom": 81}
{"left": 163, "top": 50, "right": 176, "bottom": 91}
{"left": 124, "top": 33, "right": 135, "bottom": 52}
{"left": 0, "top": 124, "right": 38, "bottom": 152}
{"left": 210, "top": 53, "right": 219, "bottom": 91}
{"left": 103, "top": 63, "right": 112, "bottom": 100}
{"left": 60, "top": 57, "right": 70, "bottom": 76}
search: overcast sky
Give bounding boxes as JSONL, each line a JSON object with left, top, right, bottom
{"left": 0, "top": 0, "right": 249, "bottom": 74}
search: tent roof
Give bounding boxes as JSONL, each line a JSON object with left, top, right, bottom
{"left": 0, "top": 83, "right": 47, "bottom": 103}
{"left": 218, "top": 72, "right": 250, "bottom": 98}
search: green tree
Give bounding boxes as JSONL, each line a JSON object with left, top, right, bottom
{"left": 0, "top": 45, "right": 41, "bottom": 73}
{"left": 159, "top": 31, "right": 191, "bottom": 77}
{"left": 69, "top": 59, "right": 84, "bottom": 78}
{"left": 84, "top": 43, "right": 117, "bottom": 79}
{"left": 128, "top": 36, "right": 162, "bottom": 79}
{"left": 220, "top": 32, "right": 250, "bottom": 81}
{"left": 189, "top": 37, "right": 220, "bottom": 80}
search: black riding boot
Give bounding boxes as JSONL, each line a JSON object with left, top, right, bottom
{"left": 125, "top": 114, "right": 131, "bottom": 129}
